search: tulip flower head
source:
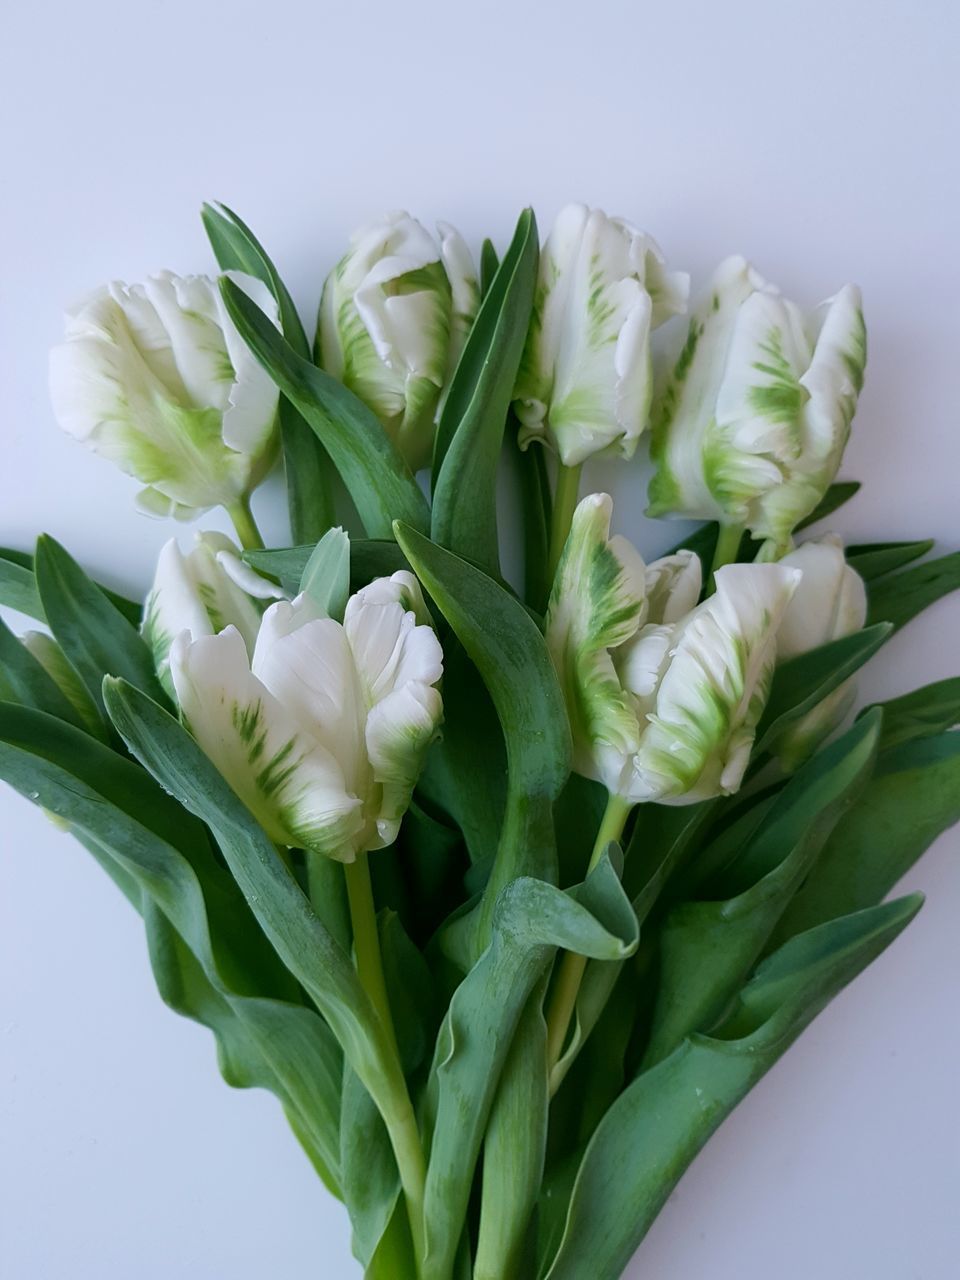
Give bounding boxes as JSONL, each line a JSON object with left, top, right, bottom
{"left": 142, "top": 531, "right": 284, "bottom": 698}
{"left": 49, "top": 271, "right": 281, "bottom": 520}
{"left": 170, "top": 570, "right": 444, "bottom": 861}
{"left": 647, "top": 257, "right": 866, "bottom": 554}
{"left": 547, "top": 493, "right": 801, "bottom": 804}
{"left": 317, "top": 211, "right": 479, "bottom": 473}
{"left": 773, "top": 535, "right": 868, "bottom": 769}
{"left": 513, "top": 204, "right": 689, "bottom": 467}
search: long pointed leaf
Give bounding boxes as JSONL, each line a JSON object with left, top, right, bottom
{"left": 220, "top": 278, "right": 429, "bottom": 539}
{"left": 203, "top": 200, "right": 334, "bottom": 540}
{"left": 545, "top": 894, "right": 921, "bottom": 1280}
{"left": 395, "top": 525, "right": 570, "bottom": 953}
{"left": 34, "top": 535, "right": 165, "bottom": 714}
{"left": 431, "top": 208, "right": 538, "bottom": 574}
{"left": 867, "top": 550, "right": 960, "bottom": 631}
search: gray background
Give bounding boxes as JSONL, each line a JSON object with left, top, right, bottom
{"left": 1, "top": 1, "right": 958, "bottom": 1275}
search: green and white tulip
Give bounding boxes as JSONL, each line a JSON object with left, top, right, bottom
{"left": 142, "top": 531, "right": 283, "bottom": 698}
{"left": 547, "top": 493, "right": 800, "bottom": 804}
{"left": 774, "top": 535, "right": 868, "bottom": 770}
{"left": 49, "top": 271, "right": 281, "bottom": 520}
{"left": 647, "top": 256, "right": 866, "bottom": 554}
{"left": 513, "top": 204, "right": 689, "bottom": 467}
{"left": 170, "top": 571, "right": 444, "bottom": 861}
{"left": 317, "top": 211, "right": 479, "bottom": 473}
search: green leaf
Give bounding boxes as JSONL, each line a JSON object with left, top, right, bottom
{"left": 0, "top": 547, "right": 45, "bottom": 619}
{"left": 474, "top": 980, "right": 549, "bottom": 1280}
{"left": 859, "top": 677, "right": 960, "bottom": 751}
{"left": 421, "top": 856, "right": 638, "bottom": 1280}
{"left": 845, "top": 539, "right": 934, "bottom": 581}
{"left": 220, "top": 278, "right": 430, "bottom": 540}
{"left": 866, "top": 550, "right": 960, "bottom": 632}
{"left": 431, "top": 209, "right": 538, "bottom": 576}
{"left": 510, "top": 417, "right": 553, "bottom": 611}
{"left": 394, "top": 525, "right": 571, "bottom": 954}
{"left": 203, "top": 201, "right": 310, "bottom": 354}
{"left": 796, "top": 479, "right": 862, "bottom": 530}
{"left": 642, "top": 712, "right": 881, "bottom": 1067}
{"left": 34, "top": 535, "right": 166, "bottom": 715}
{"left": 0, "top": 617, "right": 98, "bottom": 734}
{"left": 101, "top": 679, "right": 418, "bottom": 1193}
{"left": 771, "top": 730, "right": 960, "bottom": 944}
{"left": 244, "top": 539, "right": 410, "bottom": 596}
{"left": 755, "top": 623, "right": 892, "bottom": 754}
{"left": 299, "top": 526, "right": 350, "bottom": 621}
{"left": 0, "top": 545, "right": 141, "bottom": 625}
{"left": 544, "top": 894, "right": 921, "bottom": 1280}
{"left": 417, "top": 641, "right": 506, "bottom": 871}
{"left": 479, "top": 239, "right": 500, "bottom": 298}
{"left": 0, "top": 703, "right": 344, "bottom": 1192}
{"left": 202, "top": 200, "right": 334, "bottom": 542}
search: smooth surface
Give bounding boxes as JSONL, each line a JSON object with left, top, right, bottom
{"left": 1, "top": 1, "right": 958, "bottom": 1276}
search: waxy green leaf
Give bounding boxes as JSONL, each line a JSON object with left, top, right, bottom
{"left": 643, "top": 712, "right": 881, "bottom": 1067}
{"left": 867, "top": 550, "right": 960, "bottom": 632}
{"left": 34, "top": 536, "right": 165, "bottom": 715}
{"left": 395, "top": 525, "right": 571, "bottom": 953}
{"left": 846, "top": 538, "right": 934, "bottom": 581}
{"left": 421, "top": 857, "right": 638, "bottom": 1280}
{"left": 545, "top": 894, "right": 921, "bottom": 1280}
{"left": 755, "top": 623, "right": 891, "bottom": 754}
{"left": 220, "top": 278, "right": 430, "bottom": 540}
{"left": 860, "top": 677, "right": 960, "bottom": 751}
{"left": 431, "top": 208, "right": 538, "bottom": 575}
{"left": 203, "top": 200, "right": 334, "bottom": 541}
{"left": 772, "top": 730, "right": 960, "bottom": 944}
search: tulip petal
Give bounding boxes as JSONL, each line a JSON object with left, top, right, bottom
{"left": 546, "top": 493, "right": 647, "bottom": 792}
{"left": 171, "top": 626, "right": 363, "bottom": 859}
{"left": 365, "top": 681, "right": 444, "bottom": 847}
{"left": 629, "top": 563, "right": 801, "bottom": 803}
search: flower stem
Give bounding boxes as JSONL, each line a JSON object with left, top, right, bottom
{"left": 544, "top": 791, "right": 633, "bottom": 1078}
{"left": 344, "top": 853, "right": 426, "bottom": 1269}
{"left": 344, "top": 852, "right": 402, "bottom": 1066}
{"left": 226, "top": 495, "right": 265, "bottom": 552}
{"left": 546, "top": 462, "right": 583, "bottom": 592}
{"left": 707, "top": 522, "right": 743, "bottom": 593}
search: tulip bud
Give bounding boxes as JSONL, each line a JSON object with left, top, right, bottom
{"left": 49, "top": 271, "right": 281, "bottom": 520}
{"left": 170, "top": 571, "right": 444, "bottom": 861}
{"left": 513, "top": 204, "right": 689, "bottom": 467}
{"left": 647, "top": 257, "right": 866, "bottom": 554}
{"left": 142, "top": 531, "right": 283, "bottom": 698}
{"left": 547, "top": 494, "right": 800, "bottom": 804}
{"left": 773, "top": 535, "right": 868, "bottom": 770}
{"left": 317, "top": 211, "right": 478, "bottom": 473}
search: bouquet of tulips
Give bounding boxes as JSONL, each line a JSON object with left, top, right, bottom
{"left": 4, "top": 201, "right": 959, "bottom": 1280}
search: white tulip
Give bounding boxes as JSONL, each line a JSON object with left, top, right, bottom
{"left": 317, "top": 211, "right": 478, "bottom": 473}
{"left": 648, "top": 257, "right": 866, "bottom": 554}
{"left": 774, "top": 535, "right": 868, "bottom": 769}
{"left": 170, "top": 571, "right": 444, "bottom": 861}
{"left": 513, "top": 204, "right": 689, "bottom": 467}
{"left": 547, "top": 494, "right": 800, "bottom": 804}
{"left": 49, "top": 271, "right": 281, "bottom": 520}
{"left": 142, "top": 531, "right": 283, "bottom": 699}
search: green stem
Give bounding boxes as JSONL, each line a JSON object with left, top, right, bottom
{"left": 226, "top": 495, "right": 265, "bottom": 551}
{"left": 707, "top": 522, "right": 744, "bottom": 593}
{"left": 544, "top": 791, "right": 632, "bottom": 1078}
{"left": 546, "top": 462, "right": 583, "bottom": 591}
{"left": 344, "top": 853, "right": 426, "bottom": 1271}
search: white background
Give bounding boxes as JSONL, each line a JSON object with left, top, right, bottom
{"left": 2, "top": 1, "right": 958, "bottom": 1276}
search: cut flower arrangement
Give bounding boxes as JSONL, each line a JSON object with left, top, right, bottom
{"left": 4, "top": 200, "right": 960, "bottom": 1280}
